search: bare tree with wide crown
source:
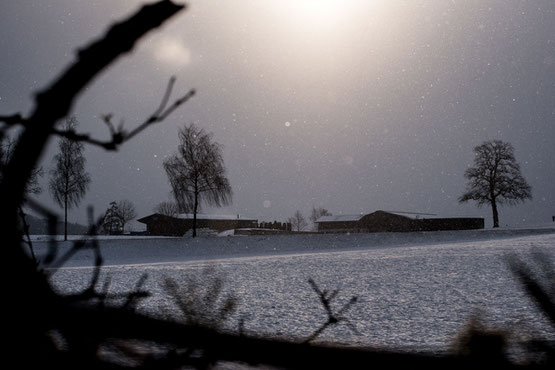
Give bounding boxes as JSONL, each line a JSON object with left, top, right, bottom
{"left": 459, "top": 140, "right": 532, "bottom": 228}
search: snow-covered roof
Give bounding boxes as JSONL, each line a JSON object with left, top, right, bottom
{"left": 175, "top": 213, "right": 257, "bottom": 221}
{"left": 386, "top": 211, "right": 439, "bottom": 220}
{"left": 315, "top": 214, "right": 364, "bottom": 223}
{"left": 315, "top": 211, "right": 452, "bottom": 223}
{"left": 386, "top": 211, "right": 483, "bottom": 220}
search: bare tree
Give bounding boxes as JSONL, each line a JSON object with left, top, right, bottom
{"left": 289, "top": 210, "right": 308, "bottom": 232}
{"left": 155, "top": 200, "right": 180, "bottom": 217}
{"left": 310, "top": 206, "right": 331, "bottom": 223}
{"left": 49, "top": 117, "right": 91, "bottom": 240}
{"left": 102, "top": 200, "right": 137, "bottom": 234}
{"left": 459, "top": 140, "right": 532, "bottom": 228}
{"left": 117, "top": 199, "right": 137, "bottom": 231}
{"left": 163, "top": 123, "right": 232, "bottom": 237}
{"left": 310, "top": 206, "right": 331, "bottom": 230}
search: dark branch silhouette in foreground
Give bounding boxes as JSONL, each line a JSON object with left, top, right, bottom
{"left": 509, "top": 254, "right": 555, "bottom": 329}
{"left": 304, "top": 278, "right": 360, "bottom": 344}
{"left": 1, "top": 1, "right": 553, "bottom": 369}
{"left": 51, "top": 77, "right": 195, "bottom": 151}
{"left": 0, "top": 1, "right": 187, "bottom": 367}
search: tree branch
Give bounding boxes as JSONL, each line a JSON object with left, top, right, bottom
{"left": 1, "top": 3, "right": 186, "bottom": 362}
{"left": 1, "top": 0, "right": 185, "bottom": 214}
{"left": 50, "top": 82, "right": 195, "bottom": 152}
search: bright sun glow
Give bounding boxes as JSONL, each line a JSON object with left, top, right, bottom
{"left": 264, "top": 0, "right": 387, "bottom": 37}
{"left": 293, "top": 0, "right": 346, "bottom": 26}
{"left": 276, "top": 0, "right": 360, "bottom": 31}
{"left": 254, "top": 0, "right": 388, "bottom": 80}
{"left": 152, "top": 36, "right": 191, "bottom": 68}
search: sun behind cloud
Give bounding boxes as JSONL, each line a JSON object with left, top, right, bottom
{"left": 151, "top": 36, "right": 191, "bottom": 68}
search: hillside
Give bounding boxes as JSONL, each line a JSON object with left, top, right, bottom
{"left": 22, "top": 213, "right": 88, "bottom": 235}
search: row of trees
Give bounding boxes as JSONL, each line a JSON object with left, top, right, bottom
{"left": 3, "top": 114, "right": 532, "bottom": 238}
{"left": 49, "top": 117, "right": 142, "bottom": 237}
{"left": 2, "top": 120, "right": 533, "bottom": 239}
{"left": 1, "top": 116, "right": 233, "bottom": 239}
{"left": 1, "top": 116, "right": 142, "bottom": 239}
{"left": 1, "top": 117, "right": 91, "bottom": 240}
{"left": 43, "top": 132, "right": 539, "bottom": 237}
{"left": 50, "top": 117, "right": 231, "bottom": 238}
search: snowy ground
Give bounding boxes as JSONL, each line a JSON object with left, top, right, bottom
{"left": 31, "top": 226, "right": 555, "bottom": 357}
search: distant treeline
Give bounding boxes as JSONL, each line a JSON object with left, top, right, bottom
{"left": 21, "top": 214, "right": 88, "bottom": 235}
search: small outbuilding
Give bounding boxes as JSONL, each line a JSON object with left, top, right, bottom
{"left": 137, "top": 213, "right": 258, "bottom": 236}
{"left": 315, "top": 210, "right": 483, "bottom": 233}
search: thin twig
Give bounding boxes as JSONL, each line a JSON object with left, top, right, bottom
{"left": 51, "top": 81, "right": 196, "bottom": 151}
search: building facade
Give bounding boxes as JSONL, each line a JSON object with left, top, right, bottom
{"left": 137, "top": 213, "right": 258, "bottom": 236}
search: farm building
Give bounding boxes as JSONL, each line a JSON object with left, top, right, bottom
{"left": 137, "top": 213, "right": 258, "bottom": 236}
{"left": 315, "top": 210, "right": 484, "bottom": 233}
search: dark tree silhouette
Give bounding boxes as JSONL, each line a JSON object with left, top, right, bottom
{"left": 459, "top": 140, "right": 532, "bottom": 228}
{"left": 155, "top": 200, "right": 180, "bottom": 217}
{"left": 102, "top": 200, "right": 137, "bottom": 234}
{"left": 289, "top": 210, "right": 308, "bottom": 232}
{"left": 49, "top": 117, "right": 91, "bottom": 240}
{"left": 0, "top": 2, "right": 188, "bottom": 368}
{"left": 163, "top": 123, "right": 232, "bottom": 237}
{"left": 102, "top": 201, "right": 124, "bottom": 234}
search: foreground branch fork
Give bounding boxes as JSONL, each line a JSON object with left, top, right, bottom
{"left": 0, "top": 0, "right": 185, "bottom": 216}
{"left": 305, "top": 278, "right": 360, "bottom": 344}
{"left": 0, "top": 2, "right": 187, "bottom": 366}
{"left": 51, "top": 78, "right": 196, "bottom": 151}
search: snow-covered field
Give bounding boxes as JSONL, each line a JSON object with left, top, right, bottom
{"left": 32, "top": 227, "right": 555, "bottom": 356}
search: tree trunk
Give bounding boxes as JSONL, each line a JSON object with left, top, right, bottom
{"left": 491, "top": 198, "right": 499, "bottom": 228}
{"left": 192, "top": 191, "right": 198, "bottom": 238}
{"left": 64, "top": 193, "right": 68, "bottom": 240}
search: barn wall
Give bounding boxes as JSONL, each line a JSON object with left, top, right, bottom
{"left": 141, "top": 215, "right": 258, "bottom": 236}
{"left": 316, "top": 212, "right": 484, "bottom": 234}
{"left": 418, "top": 218, "right": 484, "bottom": 231}
{"left": 144, "top": 216, "right": 184, "bottom": 236}
{"left": 359, "top": 211, "right": 417, "bottom": 233}
{"left": 317, "top": 221, "right": 359, "bottom": 232}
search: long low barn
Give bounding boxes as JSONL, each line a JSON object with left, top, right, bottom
{"left": 315, "top": 210, "right": 484, "bottom": 233}
{"left": 137, "top": 213, "right": 258, "bottom": 236}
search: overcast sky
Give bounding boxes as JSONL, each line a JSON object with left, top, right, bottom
{"left": 1, "top": 0, "right": 554, "bottom": 229}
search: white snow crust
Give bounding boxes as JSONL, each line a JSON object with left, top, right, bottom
{"left": 32, "top": 226, "right": 555, "bottom": 355}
